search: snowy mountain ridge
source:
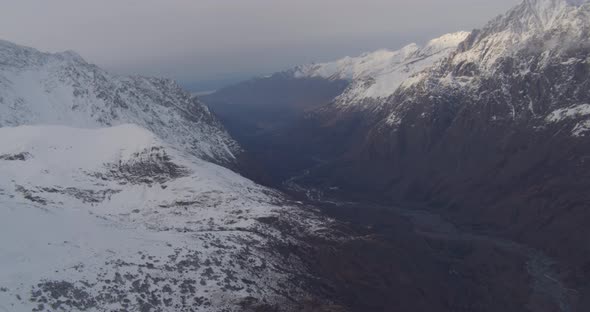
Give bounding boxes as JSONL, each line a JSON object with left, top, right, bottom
{"left": 332, "top": 32, "right": 471, "bottom": 111}
{"left": 0, "top": 40, "right": 241, "bottom": 165}
{"left": 292, "top": 32, "right": 470, "bottom": 106}
{"left": 365, "top": 0, "right": 590, "bottom": 137}
{"left": 0, "top": 39, "right": 86, "bottom": 68}
{"left": 451, "top": 0, "right": 590, "bottom": 71}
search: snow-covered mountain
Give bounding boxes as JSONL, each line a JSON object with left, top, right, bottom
{"left": 0, "top": 40, "right": 241, "bottom": 166}
{"left": 293, "top": 32, "right": 470, "bottom": 111}
{"left": 0, "top": 40, "right": 341, "bottom": 311}
{"left": 299, "top": 0, "right": 590, "bottom": 298}
{"left": 4, "top": 0, "right": 590, "bottom": 309}
{"left": 451, "top": 0, "right": 590, "bottom": 71}
{"left": 0, "top": 124, "right": 328, "bottom": 311}
{"left": 375, "top": 0, "right": 590, "bottom": 134}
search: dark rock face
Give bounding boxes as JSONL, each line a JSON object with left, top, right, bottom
{"left": 302, "top": 6, "right": 590, "bottom": 307}
{"left": 0, "top": 152, "right": 30, "bottom": 161}
{"left": 312, "top": 116, "right": 590, "bottom": 309}
{"left": 89, "top": 147, "right": 190, "bottom": 185}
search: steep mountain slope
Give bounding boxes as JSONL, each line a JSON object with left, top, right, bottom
{"left": 375, "top": 0, "right": 590, "bottom": 127}
{"left": 0, "top": 124, "right": 329, "bottom": 312}
{"left": 360, "top": 0, "right": 590, "bottom": 190}
{"left": 0, "top": 40, "right": 240, "bottom": 166}
{"left": 0, "top": 40, "right": 341, "bottom": 311}
{"left": 299, "top": 0, "right": 590, "bottom": 305}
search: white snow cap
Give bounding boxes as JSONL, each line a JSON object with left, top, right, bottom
{"left": 304, "top": 31, "right": 470, "bottom": 104}
{"left": 524, "top": 0, "right": 590, "bottom": 25}
{"left": 294, "top": 31, "right": 469, "bottom": 83}
{"left": 527, "top": 0, "right": 589, "bottom": 7}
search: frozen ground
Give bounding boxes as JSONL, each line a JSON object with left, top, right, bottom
{"left": 0, "top": 124, "right": 329, "bottom": 312}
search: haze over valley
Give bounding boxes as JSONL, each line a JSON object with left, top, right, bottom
{"left": 1, "top": 0, "right": 590, "bottom": 311}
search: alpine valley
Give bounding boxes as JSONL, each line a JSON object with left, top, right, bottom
{"left": 1, "top": 0, "right": 590, "bottom": 311}
{"left": 203, "top": 0, "right": 590, "bottom": 311}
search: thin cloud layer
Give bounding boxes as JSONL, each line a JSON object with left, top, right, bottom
{"left": 0, "top": 0, "right": 519, "bottom": 89}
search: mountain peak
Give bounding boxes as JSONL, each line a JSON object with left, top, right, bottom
{"left": 58, "top": 50, "right": 85, "bottom": 63}
{"left": 524, "top": 0, "right": 590, "bottom": 12}
{"left": 0, "top": 38, "right": 241, "bottom": 165}
{"left": 529, "top": 0, "right": 589, "bottom": 6}
{"left": 0, "top": 39, "right": 88, "bottom": 69}
{"left": 451, "top": 0, "right": 589, "bottom": 69}
{"left": 422, "top": 31, "right": 470, "bottom": 56}
{"left": 517, "top": 0, "right": 589, "bottom": 28}
{"left": 425, "top": 31, "right": 470, "bottom": 47}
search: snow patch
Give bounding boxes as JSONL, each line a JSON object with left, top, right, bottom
{"left": 545, "top": 104, "right": 590, "bottom": 122}
{"left": 572, "top": 119, "right": 590, "bottom": 136}
{"left": 385, "top": 113, "right": 403, "bottom": 127}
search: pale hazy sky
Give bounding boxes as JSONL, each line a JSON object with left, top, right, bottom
{"left": 0, "top": 0, "right": 520, "bottom": 90}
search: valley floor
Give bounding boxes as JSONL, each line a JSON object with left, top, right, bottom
{"left": 284, "top": 179, "right": 579, "bottom": 312}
